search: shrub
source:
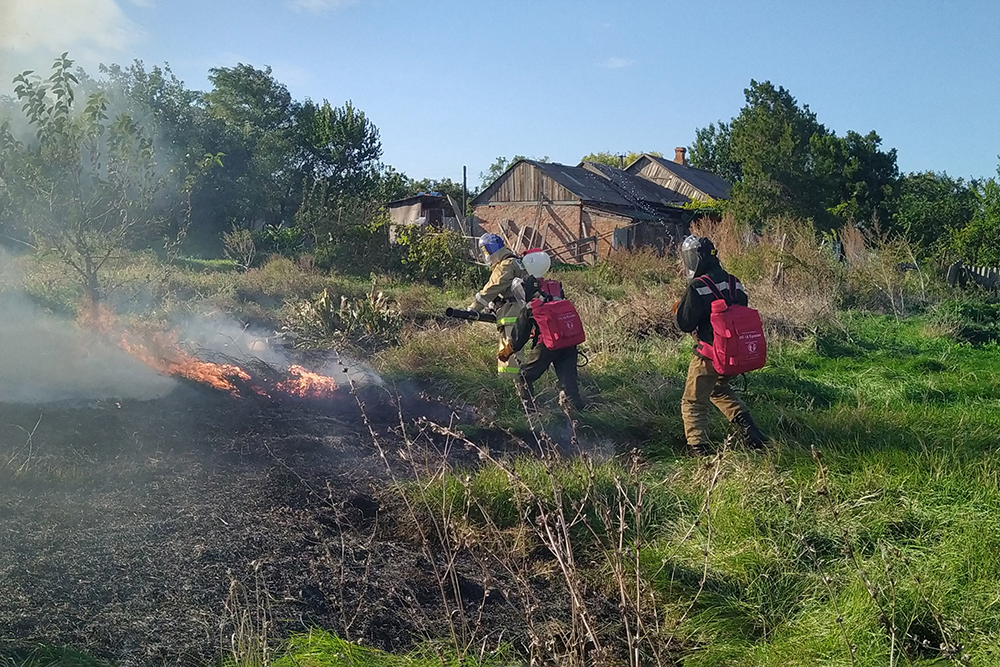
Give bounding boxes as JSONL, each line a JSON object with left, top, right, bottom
{"left": 930, "top": 295, "right": 1000, "bottom": 345}
{"left": 223, "top": 226, "right": 257, "bottom": 271}
{"left": 593, "top": 248, "right": 680, "bottom": 286}
{"left": 396, "top": 226, "right": 483, "bottom": 286}
{"left": 252, "top": 225, "right": 306, "bottom": 257}
{"left": 283, "top": 280, "right": 402, "bottom": 352}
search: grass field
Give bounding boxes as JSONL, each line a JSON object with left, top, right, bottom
{"left": 3, "top": 237, "right": 999, "bottom": 666}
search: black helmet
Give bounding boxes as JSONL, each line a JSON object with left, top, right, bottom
{"left": 680, "top": 234, "right": 717, "bottom": 278}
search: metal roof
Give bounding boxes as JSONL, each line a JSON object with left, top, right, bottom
{"left": 639, "top": 154, "right": 732, "bottom": 200}
{"left": 581, "top": 161, "right": 690, "bottom": 206}
{"left": 525, "top": 160, "right": 636, "bottom": 208}
{"left": 386, "top": 192, "right": 449, "bottom": 208}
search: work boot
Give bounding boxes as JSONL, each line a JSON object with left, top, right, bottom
{"left": 731, "top": 412, "right": 767, "bottom": 449}
{"left": 558, "top": 389, "right": 585, "bottom": 412}
{"left": 688, "top": 442, "right": 712, "bottom": 457}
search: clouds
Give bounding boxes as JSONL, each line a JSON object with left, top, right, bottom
{"left": 0, "top": 0, "right": 144, "bottom": 87}
{"left": 287, "top": 0, "right": 357, "bottom": 14}
{"left": 602, "top": 57, "right": 635, "bottom": 69}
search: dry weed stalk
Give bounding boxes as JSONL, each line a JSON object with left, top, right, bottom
{"left": 4, "top": 412, "right": 43, "bottom": 476}
{"left": 221, "top": 561, "right": 274, "bottom": 667}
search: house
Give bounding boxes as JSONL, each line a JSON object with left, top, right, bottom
{"left": 470, "top": 149, "right": 730, "bottom": 264}
{"left": 387, "top": 192, "right": 467, "bottom": 243}
{"left": 625, "top": 148, "right": 732, "bottom": 203}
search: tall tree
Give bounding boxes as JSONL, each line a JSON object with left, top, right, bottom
{"left": 690, "top": 123, "right": 741, "bottom": 184}
{"left": 693, "top": 80, "right": 899, "bottom": 231}
{"left": 203, "top": 64, "right": 299, "bottom": 230}
{"left": 891, "top": 171, "right": 975, "bottom": 252}
{"left": 0, "top": 55, "right": 186, "bottom": 307}
{"left": 951, "top": 169, "right": 1000, "bottom": 265}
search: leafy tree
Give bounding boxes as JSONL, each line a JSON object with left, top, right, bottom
{"left": 294, "top": 99, "right": 382, "bottom": 198}
{"left": 203, "top": 63, "right": 299, "bottom": 231}
{"left": 579, "top": 151, "right": 661, "bottom": 169}
{"left": 693, "top": 80, "right": 899, "bottom": 231}
{"left": 690, "top": 122, "right": 741, "bottom": 184}
{"left": 812, "top": 130, "right": 900, "bottom": 227}
{"left": 727, "top": 80, "right": 831, "bottom": 225}
{"left": 0, "top": 54, "right": 186, "bottom": 307}
{"left": 893, "top": 171, "right": 976, "bottom": 252}
{"left": 951, "top": 169, "right": 1000, "bottom": 266}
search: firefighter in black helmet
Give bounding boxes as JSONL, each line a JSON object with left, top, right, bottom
{"left": 675, "top": 235, "right": 767, "bottom": 455}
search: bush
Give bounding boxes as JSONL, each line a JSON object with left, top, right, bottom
{"left": 396, "top": 226, "right": 484, "bottom": 286}
{"left": 252, "top": 225, "right": 306, "bottom": 257}
{"left": 283, "top": 280, "right": 402, "bottom": 352}
{"left": 314, "top": 218, "right": 402, "bottom": 276}
{"left": 930, "top": 295, "right": 1000, "bottom": 345}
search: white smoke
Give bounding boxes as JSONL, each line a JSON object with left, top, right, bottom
{"left": 177, "top": 315, "right": 383, "bottom": 388}
{"left": 0, "top": 293, "right": 176, "bottom": 404}
{"left": 0, "top": 0, "right": 144, "bottom": 91}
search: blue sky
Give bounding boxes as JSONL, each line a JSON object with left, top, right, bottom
{"left": 2, "top": 0, "right": 998, "bottom": 185}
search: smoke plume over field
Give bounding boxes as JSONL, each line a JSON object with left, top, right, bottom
{"left": 0, "top": 293, "right": 177, "bottom": 404}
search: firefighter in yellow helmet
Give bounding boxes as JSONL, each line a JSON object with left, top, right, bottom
{"left": 468, "top": 234, "right": 532, "bottom": 400}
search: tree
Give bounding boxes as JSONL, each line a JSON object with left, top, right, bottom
{"left": 406, "top": 177, "right": 464, "bottom": 201}
{"left": 951, "top": 169, "right": 1000, "bottom": 266}
{"left": 690, "top": 122, "right": 742, "bottom": 185}
{"left": 202, "top": 64, "right": 299, "bottom": 231}
{"left": 727, "top": 80, "right": 831, "bottom": 225}
{"left": 693, "top": 80, "right": 899, "bottom": 231}
{"left": 294, "top": 99, "right": 382, "bottom": 196}
{"left": 892, "top": 171, "right": 976, "bottom": 252}
{"left": 812, "top": 130, "right": 900, "bottom": 228}
{"left": 0, "top": 54, "right": 184, "bottom": 307}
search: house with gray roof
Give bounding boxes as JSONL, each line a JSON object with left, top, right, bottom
{"left": 470, "top": 149, "right": 730, "bottom": 264}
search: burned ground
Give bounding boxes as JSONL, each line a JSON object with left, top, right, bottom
{"left": 0, "top": 382, "right": 553, "bottom": 665}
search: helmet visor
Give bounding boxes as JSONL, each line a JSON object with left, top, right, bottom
{"left": 680, "top": 235, "right": 702, "bottom": 277}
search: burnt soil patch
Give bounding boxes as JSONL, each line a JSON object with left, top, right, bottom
{"left": 0, "top": 383, "right": 542, "bottom": 665}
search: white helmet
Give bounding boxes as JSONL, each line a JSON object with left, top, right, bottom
{"left": 522, "top": 248, "right": 551, "bottom": 278}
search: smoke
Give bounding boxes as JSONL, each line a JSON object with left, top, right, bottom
{"left": 176, "top": 315, "right": 383, "bottom": 388}
{"left": 0, "top": 293, "right": 176, "bottom": 404}
{"left": 0, "top": 0, "right": 144, "bottom": 91}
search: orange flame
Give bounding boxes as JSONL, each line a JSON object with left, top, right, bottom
{"left": 275, "top": 364, "right": 338, "bottom": 398}
{"left": 119, "top": 334, "right": 252, "bottom": 394}
{"left": 80, "top": 305, "right": 337, "bottom": 398}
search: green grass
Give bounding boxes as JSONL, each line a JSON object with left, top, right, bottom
{"left": 400, "top": 311, "right": 1000, "bottom": 665}
{"left": 0, "top": 646, "right": 110, "bottom": 667}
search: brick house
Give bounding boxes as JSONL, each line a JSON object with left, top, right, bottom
{"left": 471, "top": 150, "right": 731, "bottom": 264}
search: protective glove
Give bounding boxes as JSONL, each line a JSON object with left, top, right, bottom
{"left": 497, "top": 342, "right": 515, "bottom": 363}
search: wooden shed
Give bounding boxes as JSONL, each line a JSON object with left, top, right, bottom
{"left": 470, "top": 159, "right": 688, "bottom": 264}
{"left": 387, "top": 192, "right": 467, "bottom": 243}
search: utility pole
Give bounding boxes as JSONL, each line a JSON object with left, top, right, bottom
{"left": 462, "top": 165, "right": 467, "bottom": 220}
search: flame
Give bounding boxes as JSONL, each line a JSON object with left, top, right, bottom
{"left": 80, "top": 305, "right": 337, "bottom": 398}
{"left": 275, "top": 364, "right": 338, "bottom": 398}
{"left": 119, "top": 333, "right": 252, "bottom": 394}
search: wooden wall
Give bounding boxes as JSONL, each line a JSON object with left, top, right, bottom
{"left": 632, "top": 157, "right": 706, "bottom": 202}
{"left": 477, "top": 162, "right": 580, "bottom": 205}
